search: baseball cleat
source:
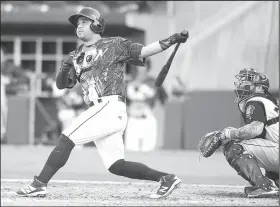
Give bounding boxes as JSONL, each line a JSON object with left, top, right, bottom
{"left": 244, "top": 186, "right": 258, "bottom": 195}
{"left": 245, "top": 179, "right": 280, "bottom": 196}
{"left": 16, "top": 176, "right": 47, "bottom": 197}
{"left": 245, "top": 185, "right": 279, "bottom": 198}
{"left": 150, "top": 174, "right": 182, "bottom": 199}
{"left": 245, "top": 179, "right": 279, "bottom": 198}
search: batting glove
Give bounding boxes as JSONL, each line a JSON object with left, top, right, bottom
{"left": 159, "top": 31, "right": 188, "bottom": 50}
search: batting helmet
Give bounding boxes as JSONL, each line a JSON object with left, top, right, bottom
{"left": 69, "top": 7, "right": 105, "bottom": 35}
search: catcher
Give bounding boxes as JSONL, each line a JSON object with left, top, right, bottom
{"left": 198, "top": 68, "right": 279, "bottom": 198}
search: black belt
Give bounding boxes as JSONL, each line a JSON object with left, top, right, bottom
{"left": 266, "top": 116, "right": 279, "bottom": 126}
{"left": 89, "top": 95, "right": 125, "bottom": 107}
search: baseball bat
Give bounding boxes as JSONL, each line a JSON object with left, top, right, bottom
{"left": 154, "top": 30, "right": 189, "bottom": 87}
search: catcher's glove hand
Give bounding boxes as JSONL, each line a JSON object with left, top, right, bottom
{"left": 198, "top": 131, "right": 223, "bottom": 158}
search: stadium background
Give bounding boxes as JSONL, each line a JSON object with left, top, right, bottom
{"left": 1, "top": 1, "right": 279, "bottom": 206}
{"left": 1, "top": 1, "right": 279, "bottom": 149}
{"left": 1, "top": 0, "right": 279, "bottom": 197}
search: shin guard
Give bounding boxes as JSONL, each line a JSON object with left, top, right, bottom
{"left": 223, "top": 142, "right": 272, "bottom": 188}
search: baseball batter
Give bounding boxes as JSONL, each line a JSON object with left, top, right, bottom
{"left": 221, "top": 68, "right": 279, "bottom": 198}
{"left": 16, "top": 7, "right": 188, "bottom": 199}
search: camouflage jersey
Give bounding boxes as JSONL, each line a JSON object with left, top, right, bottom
{"left": 67, "top": 37, "right": 145, "bottom": 105}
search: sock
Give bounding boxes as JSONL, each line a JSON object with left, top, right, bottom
{"left": 108, "top": 159, "right": 169, "bottom": 182}
{"left": 37, "top": 134, "right": 75, "bottom": 184}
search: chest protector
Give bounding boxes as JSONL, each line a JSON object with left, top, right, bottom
{"left": 240, "top": 96, "right": 279, "bottom": 143}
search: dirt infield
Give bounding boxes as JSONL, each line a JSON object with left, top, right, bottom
{"left": 1, "top": 145, "right": 279, "bottom": 206}
{"left": 1, "top": 179, "right": 279, "bottom": 206}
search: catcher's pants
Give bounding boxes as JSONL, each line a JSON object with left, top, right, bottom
{"left": 62, "top": 95, "right": 127, "bottom": 169}
{"left": 240, "top": 138, "right": 279, "bottom": 173}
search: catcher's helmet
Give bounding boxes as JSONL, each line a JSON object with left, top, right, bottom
{"left": 234, "top": 68, "right": 269, "bottom": 102}
{"left": 69, "top": 7, "right": 105, "bottom": 35}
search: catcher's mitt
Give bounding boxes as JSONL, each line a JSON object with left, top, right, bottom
{"left": 198, "top": 131, "right": 223, "bottom": 158}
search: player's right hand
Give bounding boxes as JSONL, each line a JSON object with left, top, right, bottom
{"left": 222, "top": 127, "right": 236, "bottom": 139}
{"left": 60, "top": 55, "right": 73, "bottom": 72}
{"left": 159, "top": 30, "right": 189, "bottom": 50}
{"left": 63, "top": 55, "right": 73, "bottom": 66}
{"left": 170, "top": 32, "right": 188, "bottom": 44}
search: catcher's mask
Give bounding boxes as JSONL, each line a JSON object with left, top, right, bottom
{"left": 234, "top": 68, "right": 269, "bottom": 103}
{"left": 69, "top": 7, "right": 105, "bottom": 35}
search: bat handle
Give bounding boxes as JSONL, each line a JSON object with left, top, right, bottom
{"left": 175, "top": 42, "right": 181, "bottom": 50}
{"left": 169, "top": 43, "right": 181, "bottom": 62}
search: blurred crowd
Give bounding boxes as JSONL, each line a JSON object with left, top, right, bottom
{"left": 1, "top": 46, "right": 30, "bottom": 142}
{"left": 124, "top": 59, "right": 168, "bottom": 151}
{"left": 0, "top": 45, "right": 87, "bottom": 145}
{"left": 1, "top": 44, "right": 185, "bottom": 150}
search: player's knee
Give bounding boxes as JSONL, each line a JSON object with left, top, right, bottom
{"left": 46, "top": 134, "right": 75, "bottom": 170}
{"left": 54, "top": 134, "right": 75, "bottom": 163}
{"left": 108, "top": 159, "right": 125, "bottom": 176}
{"left": 223, "top": 142, "right": 244, "bottom": 165}
{"left": 58, "top": 134, "right": 75, "bottom": 148}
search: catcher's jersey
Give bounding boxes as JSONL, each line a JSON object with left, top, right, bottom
{"left": 239, "top": 95, "right": 279, "bottom": 143}
{"left": 68, "top": 37, "right": 145, "bottom": 104}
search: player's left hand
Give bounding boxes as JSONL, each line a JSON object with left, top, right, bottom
{"left": 198, "top": 131, "right": 223, "bottom": 158}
